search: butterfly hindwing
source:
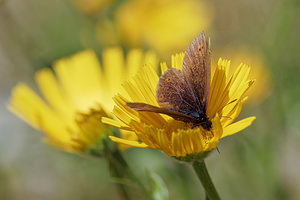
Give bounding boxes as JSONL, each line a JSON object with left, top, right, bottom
{"left": 156, "top": 68, "right": 198, "bottom": 114}
{"left": 182, "top": 31, "right": 211, "bottom": 110}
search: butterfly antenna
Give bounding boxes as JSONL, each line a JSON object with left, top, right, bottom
{"left": 220, "top": 116, "right": 232, "bottom": 119}
{"left": 223, "top": 99, "right": 238, "bottom": 109}
{"left": 209, "top": 99, "right": 238, "bottom": 119}
{"left": 217, "top": 147, "right": 220, "bottom": 154}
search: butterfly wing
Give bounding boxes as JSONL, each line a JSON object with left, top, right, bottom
{"left": 156, "top": 68, "right": 198, "bottom": 114}
{"left": 182, "top": 31, "right": 211, "bottom": 110}
{"left": 127, "top": 102, "right": 197, "bottom": 123}
{"left": 126, "top": 32, "right": 210, "bottom": 123}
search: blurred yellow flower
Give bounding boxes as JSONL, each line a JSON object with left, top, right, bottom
{"left": 214, "top": 48, "right": 272, "bottom": 106}
{"left": 8, "top": 48, "right": 157, "bottom": 153}
{"left": 71, "top": 0, "right": 115, "bottom": 15}
{"left": 104, "top": 53, "right": 256, "bottom": 158}
{"left": 113, "top": 0, "right": 213, "bottom": 57}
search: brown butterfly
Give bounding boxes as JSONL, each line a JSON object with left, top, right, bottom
{"left": 127, "top": 31, "right": 212, "bottom": 130}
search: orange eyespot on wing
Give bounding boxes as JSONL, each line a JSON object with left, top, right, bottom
{"left": 158, "top": 94, "right": 164, "bottom": 101}
{"left": 165, "top": 77, "right": 172, "bottom": 82}
{"left": 183, "top": 31, "right": 211, "bottom": 110}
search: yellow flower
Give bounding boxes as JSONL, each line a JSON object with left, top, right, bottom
{"left": 113, "top": 0, "right": 213, "bottom": 57}
{"left": 214, "top": 48, "right": 272, "bottom": 106}
{"left": 71, "top": 0, "right": 116, "bottom": 15}
{"left": 8, "top": 48, "right": 157, "bottom": 153}
{"left": 104, "top": 53, "right": 256, "bottom": 159}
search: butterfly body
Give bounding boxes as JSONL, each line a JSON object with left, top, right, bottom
{"left": 188, "top": 111, "right": 212, "bottom": 130}
{"left": 165, "top": 107, "right": 212, "bottom": 130}
{"left": 127, "top": 31, "right": 212, "bottom": 131}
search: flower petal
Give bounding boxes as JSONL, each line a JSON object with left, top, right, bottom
{"left": 222, "top": 117, "right": 256, "bottom": 138}
{"left": 54, "top": 50, "right": 104, "bottom": 112}
{"left": 8, "top": 83, "right": 72, "bottom": 142}
{"left": 103, "top": 48, "right": 125, "bottom": 97}
{"left": 207, "top": 58, "right": 230, "bottom": 117}
{"left": 101, "top": 117, "right": 132, "bottom": 131}
{"left": 109, "top": 136, "right": 149, "bottom": 148}
{"left": 35, "top": 69, "right": 76, "bottom": 129}
{"left": 221, "top": 96, "right": 248, "bottom": 126}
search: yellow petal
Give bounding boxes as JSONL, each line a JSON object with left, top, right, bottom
{"left": 171, "top": 53, "right": 185, "bottom": 70}
{"left": 228, "top": 63, "right": 250, "bottom": 98}
{"left": 35, "top": 69, "right": 76, "bottom": 129}
{"left": 207, "top": 59, "right": 230, "bottom": 117}
{"left": 126, "top": 49, "right": 144, "bottom": 78}
{"left": 221, "top": 96, "right": 248, "bottom": 126}
{"left": 144, "top": 51, "right": 158, "bottom": 72}
{"left": 103, "top": 47, "right": 124, "bottom": 98}
{"left": 160, "top": 62, "right": 168, "bottom": 74}
{"left": 101, "top": 117, "right": 132, "bottom": 131}
{"left": 54, "top": 50, "right": 104, "bottom": 112}
{"left": 109, "top": 136, "right": 149, "bottom": 148}
{"left": 222, "top": 117, "right": 256, "bottom": 138}
{"left": 118, "top": 130, "right": 139, "bottom": 150}
{"left": 8, "top": 83, "right": 72, "bottom": 143}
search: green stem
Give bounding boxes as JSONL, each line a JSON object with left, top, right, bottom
{"left": 111, "top": 148, "right": 150, "bottom": 198}
{"left": 106, "top": 149, "right": 132, "bottom": 200}
{"left": 109, "top": 165, "right": 131, "bottom": 200}
{"left": 102, "top": 138, "right": 150, "bottom": 200}
{"left": 192, "top": 160, "right": 221, "bottom": 200}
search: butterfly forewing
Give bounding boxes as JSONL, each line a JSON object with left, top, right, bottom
{"left": 126, "top": 102, "right": 198, "bottom": 123}
{"left": 156, "top": 68, "right": 197, "bottom": 114}
{"left": 182, "top": 31, "right": 211, "bottom": 110}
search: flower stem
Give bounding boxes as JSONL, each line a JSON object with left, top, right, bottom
{"left": 102, "top": 138, "right": 150, "bottom": 200}
{"left": 192, "top": 160, "right": 221, "bottom": 200}
{"left": 107, "top": 155, "right": 132, "bottom": 200}
{"left": 105, "top": 148, "right": 132, "bottom": 200}
{"left": 110, "top": 148, "right": 150, "bottom": 199}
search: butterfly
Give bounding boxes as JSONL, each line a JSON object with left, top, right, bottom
{"left": 127, "top": 31, "right": 212, "bottom": 130}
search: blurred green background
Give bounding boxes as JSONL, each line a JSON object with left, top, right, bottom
{"left": 1, "top": 0, "right": 300, "bottom": 199}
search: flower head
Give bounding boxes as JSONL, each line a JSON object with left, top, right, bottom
{"left": 104, "top": 52, "right": 256, "bottom": 159}
{"left": 112, "top": 0, "right": 213, "bottom": 57}
{"left": 8, "top": 48, "right": 157, "bottom": 153}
